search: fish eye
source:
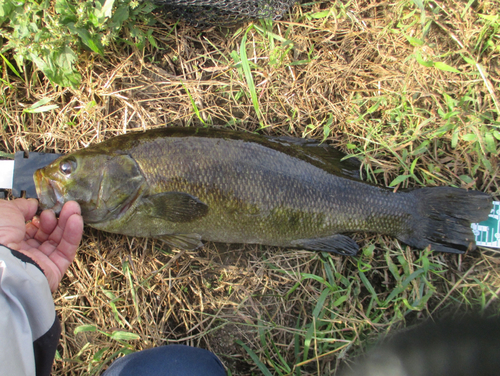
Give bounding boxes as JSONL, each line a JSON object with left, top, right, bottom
{"left": 59, "top": 158, "right": 76, "bottom": 175}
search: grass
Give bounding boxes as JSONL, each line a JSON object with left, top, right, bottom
{"left": 1, "top": 0, "right": 500, "bottom": 374}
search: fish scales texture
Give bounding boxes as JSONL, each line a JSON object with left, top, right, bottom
{"left": 34, "top": 127, "right": 492, "bottom": 255}
{"left": 130, "top": 136, "right": 413, "bottom": 243}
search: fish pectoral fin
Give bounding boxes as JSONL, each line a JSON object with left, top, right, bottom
{"left": 142, "top": 192, "right": 208, "bottom": 223}
{"left": 158, "top": 233, "right": 203, "bottom": 250}
{"left": 291, "top": 235, "right": 359, "bottom": 256}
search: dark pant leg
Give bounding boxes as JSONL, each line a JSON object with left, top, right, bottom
{"left": 102, "top": 345, "right": 227, "bottom": 376}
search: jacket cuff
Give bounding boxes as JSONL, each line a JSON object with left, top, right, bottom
{"left": 9, "top": 248, "right": 44, "bottom": 274}
{"left": 0, "top": 245, "right": 60, "bottom": 376}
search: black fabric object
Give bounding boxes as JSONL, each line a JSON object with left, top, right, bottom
{"left": 102, "top": 345, "right": 227, "bottom": 376}
{"left": 341, "top": 317, "right": 500, "bottom": 376}
{"left": 33, "top": 317, "right": 61, "bottom": 376}
{"left": 10, "top": 249, "right": 44, "bottom": 274}
{"left": 153, "top": 0, "right": 297, "bottom": 26}
{"left": 10, "top": 248, "right": 60, "bottom": 376}
{"left": 12, "top": 151, "right": 62, "bottom": 198}
{"left": 1, "top": 246, "right": 61, "bottom": 376}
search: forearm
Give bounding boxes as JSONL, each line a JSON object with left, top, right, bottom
{"left": 0, "top": 245, "right": 60, "bottom": 376}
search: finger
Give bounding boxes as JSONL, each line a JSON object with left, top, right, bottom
{"left": 32, "top": 209, "right": 57, "bottom": 243}
{"left": 25, "top": 217, "right": 41, "bottom": 239}
{"left": 0, "top": 198, "right": 38, "bottom": 245}
{"left": 59, "top": 201, "right": 82, "bottom": 226}
{"left": 40, "top": 213, "right": 83, "bottom": 280}
{"left": 24, "top": 238, "right": 43, "bottom": 249}
{"left": 38, "top": 211, "right": 83, "bottom": 256}
{"left": 12, "top": 198, "right": 39, "bottom": 222}
{"left": 44, "top": 201, "right": 82, "bottom": 246}
{"left": 60, "top": 212, "right": 84, "bottom": 252}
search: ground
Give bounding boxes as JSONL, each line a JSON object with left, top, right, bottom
{"left": 0, "top": 0, "right": 499, "bottom": 374}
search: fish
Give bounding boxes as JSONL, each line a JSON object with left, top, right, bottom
{"left": 34, "top": 127, "right": 492, "bottom": 256}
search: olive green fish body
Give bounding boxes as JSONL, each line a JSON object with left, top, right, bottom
{"left": 34, "top": 127, "right": 492, "bottom": 255}
{"left": 121, "top": 138, "right": 410, "bottom": 242}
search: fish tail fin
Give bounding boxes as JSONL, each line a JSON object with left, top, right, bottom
{"left": 399, "top": 187, "right": 492, "bottom": 253}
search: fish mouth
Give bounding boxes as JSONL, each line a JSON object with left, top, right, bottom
{"left": 34, "top": 169, "right": 65, "bottom": 214}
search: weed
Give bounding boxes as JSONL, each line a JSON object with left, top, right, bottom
{"left": 0, "top": 0, "right": 155, "bottom": 87}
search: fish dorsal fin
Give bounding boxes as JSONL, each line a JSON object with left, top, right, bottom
{"left": 89, "top": 127, "right": 362, "bottom": 181}
{"left": 142, "top": 192, "right": 209, "bottom": 223}
{"left": 291, "top": 234, "right": 359, "bottom": 256}
{"left": 158, "top": 233, "right": 203, "bottom": 250}
{"left": 265, "top": 135, "right": 361, "bottom": 180}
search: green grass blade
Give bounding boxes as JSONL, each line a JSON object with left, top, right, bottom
{"left": 74, "top": 324, "right": 97, "bottom": 335}
{"left": 122, "top": 260, "right": 142, "bottom": 323}
{"left": 294, "top": 314, "right": 302, "bottom": 376}
{"left": 110, "top": 331, "right": 141, "bottom": 341}
{"left": 0, "top": 151, "right": 14, "bottom": 159}
{"left": 358, "top": 270, "right": 380, "bottom": 305}
{"left": 181, "top": 80, "right": 206, "bottom": 125}
{"left": 240, "top": 29, "right": 263, "bottom": 126}
{"left": 0, "top": 53, "right": 23, "bottom": 80}
{"left": 235, "top": 339, "right": 274, "bottom": 376}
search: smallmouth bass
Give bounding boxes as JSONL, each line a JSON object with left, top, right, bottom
{"left": 34, "top": 127, "right": 492, "bottom": 255}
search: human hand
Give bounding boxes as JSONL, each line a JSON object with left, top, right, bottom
{"left": 0, "top": 198, "right": 83, "bottom": 292}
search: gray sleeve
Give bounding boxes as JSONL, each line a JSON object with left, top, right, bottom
{"left": 0, "top": 245, "right": 61, "bottom": 376}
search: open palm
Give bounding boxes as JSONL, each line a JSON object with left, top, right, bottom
{"left": 0, "top": 198, "right": 83, "bottom": 292}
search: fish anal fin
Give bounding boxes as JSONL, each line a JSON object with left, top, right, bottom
{"left": 291, "top": 234, "right": 359, "bottom": 256}
{"left": 158, "top": 233, "right": 203, "bottom": 250}
{"left": 143, "top": 192, "right": 208, "bottom": 223}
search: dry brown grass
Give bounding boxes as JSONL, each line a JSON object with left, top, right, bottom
{"left": 1, "top": 0, "right": 499, "bottom": 374}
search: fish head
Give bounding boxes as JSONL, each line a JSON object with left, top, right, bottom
{"left": 34, "top": 151, "right": 145, "bottom": 224}
{"left": 34, "top": 154, "right": 85, "bottom": 215}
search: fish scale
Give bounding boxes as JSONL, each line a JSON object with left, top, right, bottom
{"left": 34, "top": 127, "right": 492, "bottom": 256}
{"left": 131, "top": 136, "right": 408, "bottom": 242}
